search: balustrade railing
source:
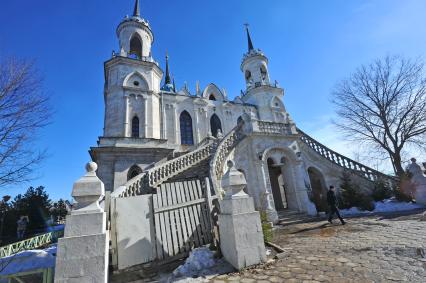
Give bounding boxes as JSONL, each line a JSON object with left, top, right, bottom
{"left": 115, "top": 140, "right": 217, "bottom": 198}
{"left": 298, "top": 128, "right": 397, "bottom": 183}
{"left": 210, "top": 124, "right": 246, "bottom": 194}
{"left": 111, "top": 52, "right": 159, "bottom": 66}
{"left": 241, "top": 81, "right": 280, "bottom": 97}
{"left": 257, "top": 121, "right": 293, "bottom": 135}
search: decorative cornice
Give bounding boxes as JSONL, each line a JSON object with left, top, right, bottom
{"left": 104, "top": 56, "right": 162, "bottom": 78}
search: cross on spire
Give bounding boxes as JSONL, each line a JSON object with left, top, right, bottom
{"left": 164, "top": 52, "right": 171, "bottom": 85}
{"left": 133, "top": 0, "right": 140, "bottom": 17}
{"left": 244, "top": 23, "right": 254, "bottom": 52}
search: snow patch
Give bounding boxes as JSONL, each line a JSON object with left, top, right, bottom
{"left": 173, "top": 247, "right": 216, "bottom": 277}
{"left": 170, "top": 247, "right": 234, "bottom": 282}
{"left": 0, "top": 245, "right": 56, "bottom": 275}
{"left": 341, "top": 199, "right": 425, "bottom": 216}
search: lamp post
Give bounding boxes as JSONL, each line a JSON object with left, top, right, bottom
{"left": 0, "top": 195, "right": 11, "bottom": 245}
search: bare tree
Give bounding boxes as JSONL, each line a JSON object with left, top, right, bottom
{"left": 0, "top": 57, "right": 51, "bottom": 187}
{"left": 332, "top": 56, "right": 426, "bottom": 177}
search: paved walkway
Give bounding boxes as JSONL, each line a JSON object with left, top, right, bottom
{"left": 210, "top": 210, "right": 426, "bottom": 283}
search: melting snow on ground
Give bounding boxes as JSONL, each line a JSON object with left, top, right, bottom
{"left": 168, "top": 247, "right": 234, "bottom": 282}
{"left": 341, "top": 199, "right": 425, "bottom": 216}
{"left": 0, "top": 245, "right": 56, "bottom": 275}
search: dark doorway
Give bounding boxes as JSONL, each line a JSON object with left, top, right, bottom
{"left": 127, "top": 165, "right": 142, "bottom": 181}
{"left": 267, "top": 158, "right": 288, "bottom": 211}
{"left": 210, "top": 114, "right": 222, "bottom": 138}
{"left": 237, "top": 116, "right": 243, "bottom": 125}
{"left": 307, "top": 167, "right": 328, "bottom": 212}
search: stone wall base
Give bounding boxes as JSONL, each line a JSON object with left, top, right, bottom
{"left": 55, "top": 233, "right": 109, "bottom": 283}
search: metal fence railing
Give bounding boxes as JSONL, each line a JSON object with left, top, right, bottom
{"left": 0, "top": 230, "right": 64, "bottom": 259}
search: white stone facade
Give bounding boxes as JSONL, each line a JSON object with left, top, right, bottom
{"left": 89, "top": 2, "right": 378, "bottom": 220}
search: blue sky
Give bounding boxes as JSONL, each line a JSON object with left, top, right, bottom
{"left": 1, "top": 0, "right": 426, "bottom": 200}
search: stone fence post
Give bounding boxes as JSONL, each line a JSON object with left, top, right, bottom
{"left": 55, "top": 162, "right": 109, "bottom": 283}
{"left": 218, "top": 160, "right": 266, "bottom": 270}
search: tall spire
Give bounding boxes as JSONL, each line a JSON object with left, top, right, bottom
{"left": 161, "top": 52, "right": 174, "bottom": 92}
{"left": 244, "top": 24, "right": 254, "bottom": 52}
{"left": 165, "top": 52, "right": 171, "bottom": 85}
{"left": 133, "top": 0, "right": 140, "bottom": 17}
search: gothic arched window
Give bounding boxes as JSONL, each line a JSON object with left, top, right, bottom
{"left": 131, "top": 116, "right": 139, "bottom": 138}
{"left": 245, "top": 70, "right": 251, "bottom": 81}
{"left": 209, "top": 94, "right": 216, "bottom": 101}
{"left": 129, "top": 34, "right": 142, "bottom": 59}
{"left": 127, "top": 165, "right": 142, "bottom": 181}
{"left": 260, "top": 65, "right": 267, "bottom": 81}
{"left": 179, "top": 111, "right": 194, "bottom": 145}
{"left": 237, "top": 116, "right": 243, "bottom": 125}
{"left": 210, "top": 114, "right": 222, "bottom": 138}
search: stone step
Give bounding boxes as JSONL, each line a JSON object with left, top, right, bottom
{"left": 167, "top": 157, "right": 211, "bottom": 183}
{"left": 109, "top": 258, "right": 184, "bottom": 283}
{"left": 276, "top": 210, "right": 316, "bottom": 226}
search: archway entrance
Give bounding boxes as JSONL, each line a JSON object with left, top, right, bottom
{"left": 210, "top": 114, "right": 222, "bottom": 138}
{"left": 267, "top": 158, "right": 288, "bottom": 211}
{"left": 307, "top": 167, "right": 328, "bottom": 212}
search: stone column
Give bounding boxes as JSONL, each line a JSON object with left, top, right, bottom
{"left": 294, "top": 160, "right": 317, "bottom": 215}
{"left": 218, "top": 160, "right": 266, "bottom": 270}
{"left": 173, "top": 105, "right": 179, "bottom": 144}
{"left": 259, "top": 159, "right": 278, "bottom": 223}
{"left": 194, "top": 108, "right": 200, "bottom": 144}
{"left": 143, "top": 96, "right": 148, "bottom": 138}
{"left": 123, "top": 95, "right": 129, "bottom": 137}
{"left": 55, "top": 162, "right": 109, "bottom": 283}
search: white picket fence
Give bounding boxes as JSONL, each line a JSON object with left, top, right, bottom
{"left": 153, "top": 179, "right": 214, "bottom": 261}
{"left": 110, "top": 178, "right": 218, "bottom": 270}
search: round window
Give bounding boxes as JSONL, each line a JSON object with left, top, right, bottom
{"left": 133, "top": 81, "right": 140, "bottom": 86}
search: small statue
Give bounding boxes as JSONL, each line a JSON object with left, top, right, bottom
{"left": 216, "top": 129, "right": 224, "bottom": 139}
{"left": 406, "top": 158, "right": 426, "bottom": 205}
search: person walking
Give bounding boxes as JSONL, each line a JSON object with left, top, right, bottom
{"left": 327, "top": 186, "right": 345, "bottom": 225}
{"left": 16, "top": 216, "right": 28, "bottom": 240}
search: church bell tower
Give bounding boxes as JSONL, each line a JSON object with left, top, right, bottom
{"left": 241, "top": 25, "right": 270, "bottom": 89}
{"left": 103, "top": 0, "right": 163, "bottom": 139}
{"left": 240, "top": 25, "right": 287, "bottom": 123}
{"left": 116, "top": 0, "right": 153, "bottom": 59}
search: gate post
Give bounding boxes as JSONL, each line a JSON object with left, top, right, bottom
{"left": 55, "top": 162, "right": 109, "bottom": 283}
{"left": 218, "top": 160, "right": 266, "bottom": 270}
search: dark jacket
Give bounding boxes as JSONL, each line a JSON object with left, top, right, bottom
{"left": 327, "top": 190, "right": 338, "bottom": 206}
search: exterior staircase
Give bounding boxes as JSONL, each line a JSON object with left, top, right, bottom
{"left": 168, "top": 157, "right": 211, "bottom": 183}
{"left": 111, "top": 138, "right": 218, "bottom": 198}
{"left": 112, "top": 121, "right": 397, "bottom": 199}
{"left": 297, "top": 128, "right": 397, "bottom": 184}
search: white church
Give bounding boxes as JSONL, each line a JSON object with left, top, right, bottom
{"left": 55, "top": 1, "right": 399, "bottom": 277}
